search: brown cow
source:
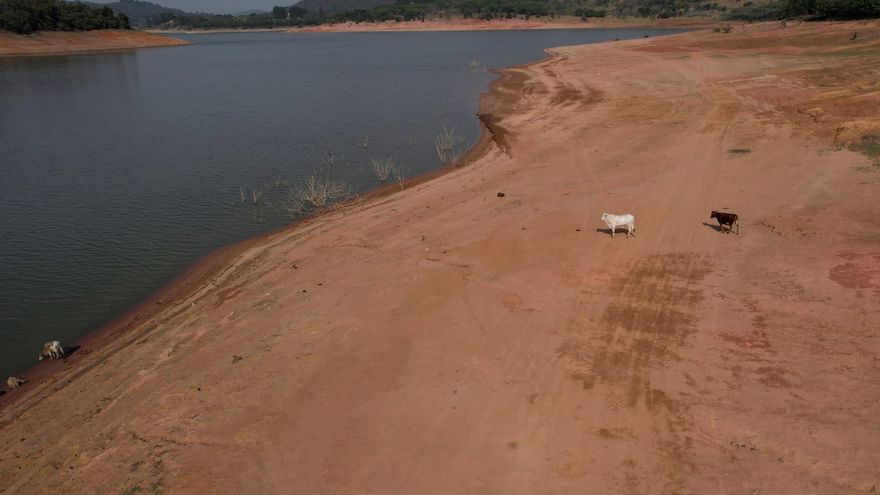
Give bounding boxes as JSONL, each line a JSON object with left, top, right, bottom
{"left": 711, "top": 210, "right": 739, "bottom": 234}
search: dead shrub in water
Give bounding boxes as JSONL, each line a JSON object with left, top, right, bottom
{"left": 369, "top": 153, "right": 396, "bottom": 182}
{"left": 293, "top": 175, "right": 352, "bottom": 211}
{"left": 435, "top": 126, "right": 466, "bottom": 164}
{"left": 393, "top": 162, "right": 408, "bottom": 189}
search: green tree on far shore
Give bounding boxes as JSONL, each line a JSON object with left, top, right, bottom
{"left": 1, "top": 0, "right": 130, "bottom": 34}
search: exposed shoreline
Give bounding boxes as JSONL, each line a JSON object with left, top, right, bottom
{"left": 2, "top": 20, "right": 879, "bottom": 493}
{"left": 0, "top": 30, "right": 190, "bottom": 58}
{"left": 0, "top": 29, "right": 511, "bottom": 405}
{"left": 291, "top": 16, "right": 718, "bottom": 33}
{"left": 145, "top": 16, "right": 718, "bottom": 35}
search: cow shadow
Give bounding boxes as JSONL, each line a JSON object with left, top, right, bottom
{"left": 595, "top": 228, "right": 634, "bottom": 238}
{"left": 703, "top": 222, "right": 736, "bottom": 234}
{"left": 62, "top": 345, "right": 81, "bottom": 359}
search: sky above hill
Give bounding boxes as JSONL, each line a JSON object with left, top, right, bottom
{"left": 90, "top": 0, "right": 282, "bottom": 14}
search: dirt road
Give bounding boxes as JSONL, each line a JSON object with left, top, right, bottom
{"left": 1, "top": 21, "right": 878, "bottom": 494}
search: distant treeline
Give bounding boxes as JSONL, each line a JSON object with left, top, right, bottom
{"left": 726, "top": 0, "right": 880, "bottom": 20}
{"left": 146, "top": 0, "right": 703, "bottom": 30}
{"left": 149, "top": 10, "right": 313, "bottom": 29}
{"left": 111, "top": 0, "right": 880, "bottom": 31}
{"left": 1, "top": 0, "right": 131, "bottom": 34}
{"left": 91, "top": 0, "right": 186, "bottom": 27}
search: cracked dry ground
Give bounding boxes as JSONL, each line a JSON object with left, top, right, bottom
{"left": 2, "top": 21, "right": 879, "bottom": 494}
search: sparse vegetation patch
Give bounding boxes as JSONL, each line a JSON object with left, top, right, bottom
{"left": 726, "top": 0, "right": 880, "bottom": 21}
{"left": 850, "top": 134, "right": 880, "bottom": 170}
{"left": 849, "top": 134, "right": 880, "bottom": 159}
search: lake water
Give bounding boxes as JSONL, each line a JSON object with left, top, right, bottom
{"left": 0, "top": 28, "right": 679, "bottom": 379}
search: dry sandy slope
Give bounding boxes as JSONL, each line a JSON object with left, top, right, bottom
{"left": 0, "top": 30, "right": 189, "bottom": 57}
{"left": 1, "top": 21, "right": 879, "bottom": 494}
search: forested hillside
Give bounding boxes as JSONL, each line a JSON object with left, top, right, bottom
{"left": 90, "top": 0, "right": 185, "bottom": 27}
{"left": 0, "top": 0, "right": 130, "bottom": 34}
{"left": 145, "top": 0, "right": 732, "bottom": 29}
{"left": 88, "top": 0, "right": 878, "bottom": 30}
{"left": 296, "top": 0, "right": 396, "bottom": 14}
{"left": 291, "top": 0, "right": 879, "bottom": 23}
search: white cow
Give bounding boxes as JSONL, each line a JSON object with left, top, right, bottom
{"left": 6, "top": 377, "right": 26, "bottom": 390}
{"left": 38, "top": 341, "right": 64, "bottom": 361}
{"left": 601, "top": 212, "right": 636, "bottom": 238}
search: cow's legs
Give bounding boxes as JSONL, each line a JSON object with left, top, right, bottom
{"left": 611, "top": 225, "right": 615, "bottom": 238}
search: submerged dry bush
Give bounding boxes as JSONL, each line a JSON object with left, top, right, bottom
{"left": 275, "top": 175, "right": 352, "bottom": 218}
{"left": 369, "top": 153, "right": 397, "bottom": 182}
{"left": 435, "top": 126, "right": 466, "bottom": 164}
{"left": 234, "top": 184, "right": 267, "bottom": 223}
{"left": 393, "top": 162, "right": 408, "bottom": 189}
{"left": 293, "top": 175, "right": 352, "bottom": 211}
{"left": 234, "top": 162, "right": 354, "bottom": 222}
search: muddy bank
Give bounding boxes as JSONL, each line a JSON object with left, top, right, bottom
{"left": 0, "top": 30, "right": 189, "bottom": 57}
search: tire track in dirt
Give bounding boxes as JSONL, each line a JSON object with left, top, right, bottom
{"left": 557, "top": 253, "right": 711, "bottom": 490}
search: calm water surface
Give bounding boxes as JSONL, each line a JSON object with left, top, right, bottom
{"left": 0, "top": 29, "right": 680, "bottom": 378}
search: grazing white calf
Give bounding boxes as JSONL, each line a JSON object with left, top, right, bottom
{"left": 6, "top": 377, "right": 26, "bottom": 390}
{"left": 38, "top": 341, "right": 64, "bottom": 361}
{"left": 601, "top": 212, "right": 636, "bottom": 238}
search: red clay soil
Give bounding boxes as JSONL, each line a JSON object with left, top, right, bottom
{"left": 0, "top": 30, "right": 189, "bottom": 57}
{"left": 1, "top": 20, "right": 879, "bottom": 494}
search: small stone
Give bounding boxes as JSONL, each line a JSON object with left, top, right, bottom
{"left": 497, "top": 192, "right": 505, "bottom": 197}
